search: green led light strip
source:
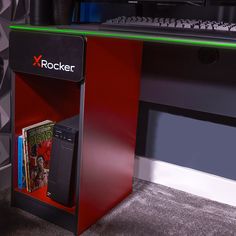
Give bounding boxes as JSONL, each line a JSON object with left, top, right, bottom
{"left": 10, "top": 25, "right": 236, "bottom": 49}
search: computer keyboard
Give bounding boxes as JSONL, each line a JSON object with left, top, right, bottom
{"left": 100, "top": 16, "right": 236, "bottom": 40}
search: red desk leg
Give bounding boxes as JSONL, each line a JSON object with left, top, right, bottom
{"left": 78, "top": 37, "right": 143, "bottom": 234}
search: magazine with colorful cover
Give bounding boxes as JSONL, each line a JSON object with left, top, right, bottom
{"left": 22, "top": 120, "right": 54, "bottom": 192}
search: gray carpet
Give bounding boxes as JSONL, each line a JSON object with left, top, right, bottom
{"left": 1, "top": 179, "right": 236, "bottom": 236}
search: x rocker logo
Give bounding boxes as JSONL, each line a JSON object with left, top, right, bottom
{"left": 33, "top": 55, "right": 76, "bottom": 72}
{"left": 33, "top": 55, "right": 42, "bottom": 67}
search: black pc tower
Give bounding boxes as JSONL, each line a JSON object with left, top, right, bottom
{"left": 47, "top": 115, "right": 80, "bottom": 207}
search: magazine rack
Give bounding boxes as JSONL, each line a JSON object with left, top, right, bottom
{"left": 10, "top": 30, "right": 143, "bottom": 235}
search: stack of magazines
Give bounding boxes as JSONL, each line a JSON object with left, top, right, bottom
{"left": 18, "top": 120, "right": 55, "bottom": 192}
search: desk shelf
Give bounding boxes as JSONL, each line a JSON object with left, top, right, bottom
{"left": 12, "top": 73, "right": 80, "bottom": 231}
{"left": 14, "top": 187, "right": 76, "bottom": 214}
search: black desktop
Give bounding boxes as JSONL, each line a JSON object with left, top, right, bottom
{"left": 47, "top": 115, "right": 80, "bottom": 207}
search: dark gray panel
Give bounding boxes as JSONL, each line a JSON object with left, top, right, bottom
{"left": 145, "top": 110, "right": 236, "bottom": 181}
{"left": 139, "top": 43, "right": 236, "bottom": 181}
{"left": 141, "top": 78, "right": 236, "bottom": 118}
{"left": 141, "top": 43, "right": 236, "bottom": 118}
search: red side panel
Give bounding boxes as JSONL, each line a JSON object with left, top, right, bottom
{"left": 78, "top": 37, "right": 143, "bottom": 233}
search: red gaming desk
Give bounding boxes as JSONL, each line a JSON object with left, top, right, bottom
{"left": 9, "top": 24, "right": 236, "bottom": 235}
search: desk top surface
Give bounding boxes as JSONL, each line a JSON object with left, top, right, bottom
{"left": 10, "top": 24, "right": 236, "bottom": 50}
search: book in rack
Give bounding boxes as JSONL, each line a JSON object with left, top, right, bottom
{"left": 18, "top": 135, "right": 26, "bottom": 189}
{"left": 22, "top": 120, "right": 54, "bottom": 192}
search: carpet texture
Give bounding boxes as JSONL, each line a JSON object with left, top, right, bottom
{"left": 1, "top": 179, "right": 236, "bottom": 235}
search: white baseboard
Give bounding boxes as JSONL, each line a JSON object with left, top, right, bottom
{"left": 134, "top": 156, "right": 236, "bottom": 207}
